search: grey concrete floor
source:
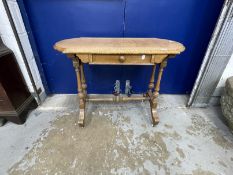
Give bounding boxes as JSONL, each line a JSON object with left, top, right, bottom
{"left": 0, "top": 95, "right": 233, "bottom": 175}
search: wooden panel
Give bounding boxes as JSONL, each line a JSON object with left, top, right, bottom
{"left": 0, "top": 82, "right": 14, "bottom": 111}
{"left": 76, "top": 54, "right": 90, "bottom": 63}
{"left": 152, "top": 55, "right": 168, "bottom": 63}
{"left": 92, "top": 54, "right": 152, "bottom": 65}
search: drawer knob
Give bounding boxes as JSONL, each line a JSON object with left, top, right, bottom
{"left": 119, "top": 56, "right": 126, "bottom": 62}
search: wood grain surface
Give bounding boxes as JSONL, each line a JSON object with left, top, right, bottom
{"left": 54, "top": 38, "right": 185, "bottom": 54}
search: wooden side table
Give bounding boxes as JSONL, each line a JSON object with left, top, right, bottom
{"left": 54, "top": 38, "right": 185, "bottom": 127}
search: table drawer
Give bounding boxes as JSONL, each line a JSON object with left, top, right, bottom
{"left": 92, "top": 54, "right": 152, "bottom": 65}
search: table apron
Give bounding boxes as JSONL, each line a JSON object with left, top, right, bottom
{"left": 76, "top": 54, "right": 168, "bottom": 64}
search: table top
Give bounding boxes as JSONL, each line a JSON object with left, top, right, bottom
{"left": 54, "top": 38, "right": 185, "bottom": 55}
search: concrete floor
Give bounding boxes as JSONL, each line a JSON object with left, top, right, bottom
{"left": 0, "top": 95, "right": 233, "bottom": 175}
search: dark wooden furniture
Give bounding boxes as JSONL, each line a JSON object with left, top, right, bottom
{"left": 0, "top": 38, "right": 37, "bottom": 124}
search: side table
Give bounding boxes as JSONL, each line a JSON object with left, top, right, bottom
{"left": 54, "top": 38, "right": 185, "bottom": 127}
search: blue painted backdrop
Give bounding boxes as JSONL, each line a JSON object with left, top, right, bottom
{"left": 21, "top": 0, "right": 223, "bottom": 94}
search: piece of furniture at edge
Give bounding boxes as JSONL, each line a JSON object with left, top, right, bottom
{"left": 0, "top": 38, "right": 37, "bottom": 124}
{"left": 221, "top": 76, "right": 233, "bottom": 131}
{"left": 54, "top": 38, "right": 185, "bottom": 127}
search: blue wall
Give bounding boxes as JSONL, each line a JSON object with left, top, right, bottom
{"left": 21, "top": 0, "right": 223, "bottom": 94}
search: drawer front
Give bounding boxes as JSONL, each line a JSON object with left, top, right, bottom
{"left": 92, "top": 54, "right": 152, "bottom": 65}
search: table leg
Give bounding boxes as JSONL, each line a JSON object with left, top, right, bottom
{"left": 72, "top": 57, "right": 85, "bottom": 127}
{"left": 148, "top": 64, "right": 157, "bottom": 94}
{"left": 80, "top": 62, "right": 87, "bottom": 98}
{"left": 149, "top": 60, "right": 167, "bottom": 126}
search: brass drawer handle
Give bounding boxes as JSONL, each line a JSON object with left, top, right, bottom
{"left": 119, "top": 55, "right": 126, "bottom": 63}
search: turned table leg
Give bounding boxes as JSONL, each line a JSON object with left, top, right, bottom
{"left": 148, "top": 60, "right": 167, "bottom": 126}
{"left": 80, "top": 62, "right": 87, "bottom": 98}
{"left": 148, "top": 64, "right": 157, "bottom": 95}
{"left": 72, "top": 57, "right": 86, "bottom": 127}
